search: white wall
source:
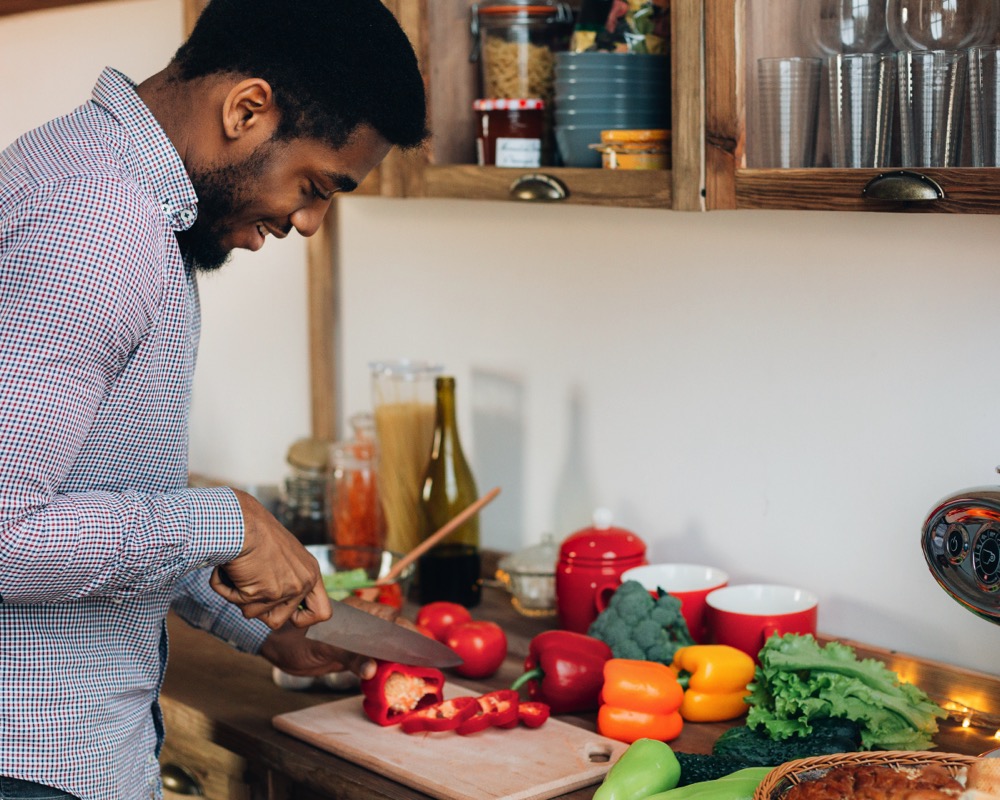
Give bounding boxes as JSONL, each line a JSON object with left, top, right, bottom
{"left": 0, "top": 0, "right": 313, "bottom": 486}
{"left": 337, "top": 198, "right": 1000, "bottom": 677}
{"left": 5, "top": 1, "right": 999, "bottom": 677}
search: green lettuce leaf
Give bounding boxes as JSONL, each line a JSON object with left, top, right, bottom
{"left": 745, "top": 633, "right": 946, "bottom": 751}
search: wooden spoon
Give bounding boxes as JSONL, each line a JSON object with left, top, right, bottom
{"left": 377, "top": 486, "right": 501, "bottom": 586}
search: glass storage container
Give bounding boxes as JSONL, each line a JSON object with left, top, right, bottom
{"left": 471, "top": 0, "right": 574, "bottom": 106}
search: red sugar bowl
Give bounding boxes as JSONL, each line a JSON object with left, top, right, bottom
{"left": 555, "top": 509, "right": 647, "bottom": 633}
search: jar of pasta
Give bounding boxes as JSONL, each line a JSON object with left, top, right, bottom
{"left": 470, "top": 1, "right": 574, "bottom": 107}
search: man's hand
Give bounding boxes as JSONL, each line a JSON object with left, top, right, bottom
{"left": 260, "top": 595, "right": 415, "bottom": 681}
{"left": 210, "top": 489, "right": 332, "bottom": 630}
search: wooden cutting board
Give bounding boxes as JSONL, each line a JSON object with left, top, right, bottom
{"left": 272, "top": 682, "right": 628, "bottom": 800}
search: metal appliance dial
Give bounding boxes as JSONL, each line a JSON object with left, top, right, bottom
{"left": 921, "top": 486, "right": 1000, "bottom": 625}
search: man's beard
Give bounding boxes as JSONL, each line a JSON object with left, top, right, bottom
{"left": 176, "top": 142, "right": 273, "bottom": 273}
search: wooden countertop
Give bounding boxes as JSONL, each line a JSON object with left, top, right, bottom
{"left": 161, "top": 580, "right": 1000, "bottom": 799}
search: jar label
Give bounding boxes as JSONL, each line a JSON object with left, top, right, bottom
{"left": 495, "top": 137, "right": 542, "bottom": 168}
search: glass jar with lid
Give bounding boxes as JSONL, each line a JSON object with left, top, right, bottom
{"left": 470, "top": 1, "right": 574, "bottom": 106}
{"left": 280, "top": 437, "right": 331, "bottom": 546}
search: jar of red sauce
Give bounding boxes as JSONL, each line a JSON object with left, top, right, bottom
{"left": 555, "top": 509, "right": 647, "bottom": 633}
{"left": 474, "top": 98, "right": 546, "bottom": 167}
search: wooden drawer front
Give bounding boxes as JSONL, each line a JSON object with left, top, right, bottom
{"left": 159, "top": 696, "right": 253, "bottom": 800}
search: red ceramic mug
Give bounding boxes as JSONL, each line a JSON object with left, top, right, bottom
{"left": 705, "top": 584, "right": 818, "bottom": 660}
{"left": 595, "top": 563, "right": 729, "bottom": 643}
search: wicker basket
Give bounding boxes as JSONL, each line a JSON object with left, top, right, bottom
{"left": 752, "top": 750, "right": 980, "bottom": 800}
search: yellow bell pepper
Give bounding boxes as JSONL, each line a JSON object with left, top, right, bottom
{"left": 671, "top": 645, "right": 755, "bottom": 723}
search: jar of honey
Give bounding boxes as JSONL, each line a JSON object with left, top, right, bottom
{"left": 591, "top": 128, "right": 672, "bottom": 170}
{"left": 474, "top": 98, "right": 546, "bottom": 167}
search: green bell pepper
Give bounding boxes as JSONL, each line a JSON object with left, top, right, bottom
{"left": 644, "top": 766, "right": 773, "bottom": 800}
{"left": 594, "top": 738, "right": 681, "bottom": 800}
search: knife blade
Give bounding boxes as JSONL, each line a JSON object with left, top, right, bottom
{"left": 305, "top": 600, "right": 463, "bottom": 668}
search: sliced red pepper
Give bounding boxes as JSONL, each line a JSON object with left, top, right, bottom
{"left": 510, "top": 630, "right": 613, "bottom": 714}
{"left": 456, "top": 689, "right": 521, "bottom": 735}
{"left": 400, "top": 696, "right": 479, "bottom": 734}
{"left": 518, "top": 701, "right": 551, "bottom": 728}
{"left": 360, "top": 661, "right": 445, "bottom": 726}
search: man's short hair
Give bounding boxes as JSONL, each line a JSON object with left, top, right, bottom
{"left": 172, "top": 0, "right": 428, "bottom": 149}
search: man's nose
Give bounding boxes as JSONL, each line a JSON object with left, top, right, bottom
{"left": 290, "top": 199, "right": 332, "bottom": 238}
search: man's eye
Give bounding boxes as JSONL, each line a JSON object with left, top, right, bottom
{"left": 311, "top": 184, "right": 332, "bottom": 201}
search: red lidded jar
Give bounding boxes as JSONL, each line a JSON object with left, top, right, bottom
{"left": 474, "top": 98, "right": 546, "bottom": 167}
{"left": 555, "top": 509, "right": 647, "bottom": 633}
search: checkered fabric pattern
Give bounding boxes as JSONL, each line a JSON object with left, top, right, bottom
{"left": 0, "top": 68, "right": 271, "bottom": 799}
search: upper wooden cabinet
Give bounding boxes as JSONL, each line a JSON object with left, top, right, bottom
{"left": 378, "top": 0, "right": 705, "bottom": 211}
{"left": 705, "top": 0, "right": 1000, "bottom": 214}
{"left": 378, "top": 0, "right": 1000, "bottom": 215}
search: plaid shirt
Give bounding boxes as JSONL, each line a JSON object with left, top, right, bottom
{"left": 0, "top": 68, "right": 272, "bottom": 799}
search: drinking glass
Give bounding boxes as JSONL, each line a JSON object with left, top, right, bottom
{"left": 887, "top": 0, "right": 1000, "bottom": 51}
{"left": 969, "top": 45, "right": 1000, "bottom": 166}
{"left": 897, "top": 49, "right": 967, "bottom": 166}
{"left": 828, "top": 52, "right": 896, "bottom": 167}
{"left": 801, "top": 0, "right": 890, "bottom": 56}
{"left": 757, "top": 57, "right": 823, "bottom": 168}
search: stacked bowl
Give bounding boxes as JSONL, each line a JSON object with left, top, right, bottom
{"left": 553, "top": 51, "right": 671, "bottom": 167}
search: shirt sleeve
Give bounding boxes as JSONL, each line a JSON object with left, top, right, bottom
{"left": 170, "top": 568, "right": 272, "bottom": 654}
{"left": 0, "top": 174, "right": 244, "bottom": 604}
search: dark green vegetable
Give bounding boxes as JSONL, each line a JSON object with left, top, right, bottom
{"left": 587, "top": 581, "right": 695, "bottom": 665}
{"left": 593, "top": 738, "right": 681, "bottom": 800}
{"left": 712, "top": 717, "right": 862, "bottom": 765}
{"left": 674, "top": 753, "right": 760, "bottom": 786}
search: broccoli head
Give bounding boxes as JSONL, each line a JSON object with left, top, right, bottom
{"left": 586, "top": 579, "right": 695, "bottom": 664}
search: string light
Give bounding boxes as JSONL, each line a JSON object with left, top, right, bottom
{"left": 942, "top": 700, "right": 1000, "bottom": 741}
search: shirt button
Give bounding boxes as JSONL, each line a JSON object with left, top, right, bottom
{"left": 160, "top": 202, "right": 171, "bottom": 215}
{"left": 180, "top": 209, "right": 195, "bottom": 223}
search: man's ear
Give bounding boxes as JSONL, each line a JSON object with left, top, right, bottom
{"left": 221, "top": 78, "right": 276, "bottom": 140}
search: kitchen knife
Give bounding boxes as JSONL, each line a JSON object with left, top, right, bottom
{"left": 305, "top": 600, "right": 463, "bottom": 668}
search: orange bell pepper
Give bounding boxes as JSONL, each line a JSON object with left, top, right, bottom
{"left": 671, "top": 644, "right": 755, "bottom": 723}
{"left": 597, "top": 658, "right": 684, "bottom": 743}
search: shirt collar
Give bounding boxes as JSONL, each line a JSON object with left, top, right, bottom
{"left": 90, "top": 67, "right": 199, "bottom": 232}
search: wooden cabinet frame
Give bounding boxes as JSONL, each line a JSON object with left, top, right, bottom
{"left": 705, "top": 0, "right": 1000, "bottom": 213}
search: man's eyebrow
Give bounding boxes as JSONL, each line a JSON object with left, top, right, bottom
{"left": 325, "top": 172, "right": 358, "bottom": 193}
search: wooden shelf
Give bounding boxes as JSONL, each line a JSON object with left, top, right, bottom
{"left": 421, "top": 165, "right": 673, "bottom": 208}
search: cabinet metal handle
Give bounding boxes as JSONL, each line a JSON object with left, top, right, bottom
{"left": 509, "top": 173, "right": 568, "bottom": 202}
{"left": 161, "top": 763, "right": 203, "bottom": 796}
{"left": 862, "top": 170, "right": 944, "bottom": 202}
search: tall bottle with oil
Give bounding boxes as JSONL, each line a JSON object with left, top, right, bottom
{"left": 417, "top": 376, "right": 482, "bottom": 607}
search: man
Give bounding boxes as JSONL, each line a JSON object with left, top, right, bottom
{"left": 0, "top": 0, "right": 428, "bottom": 797}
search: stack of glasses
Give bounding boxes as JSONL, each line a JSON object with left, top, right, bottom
{"left": 552, "top": 51, "right": 670, "bottom": 168}
{"left": 756, "top": 0, "right": 1000, "bottom": 169}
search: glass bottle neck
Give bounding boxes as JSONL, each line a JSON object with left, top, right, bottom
{"left": 433, "top": 377, "right": 460, "bottom": 453}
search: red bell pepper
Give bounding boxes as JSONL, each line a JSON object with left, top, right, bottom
{"left": 510, "top": 630, "right": 613, "bottom": 714}
{"left": 360, "top": 661, "right": 445, "bottom": 726}
{"left": 518, "top": 701, "right": 551, "bottom": 728}
{"left": 400, "top": 696, "right": 479, "bottom": 734}
{"left": 456, "top": 689, "right": 521, "bottom": 735}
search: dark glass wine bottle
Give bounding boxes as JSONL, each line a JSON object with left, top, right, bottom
{"left": 417, "top": 376, "right": 482, "bottom": 607}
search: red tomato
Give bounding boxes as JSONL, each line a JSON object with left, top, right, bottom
{"left": 415, "top": 623, "right": 437, "bottom": 640}
{"left": 443, "top": 620, "right": 507, "bottom": 679}
{"left": 415, "top": 602, "right": 472, "bottom": 642}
